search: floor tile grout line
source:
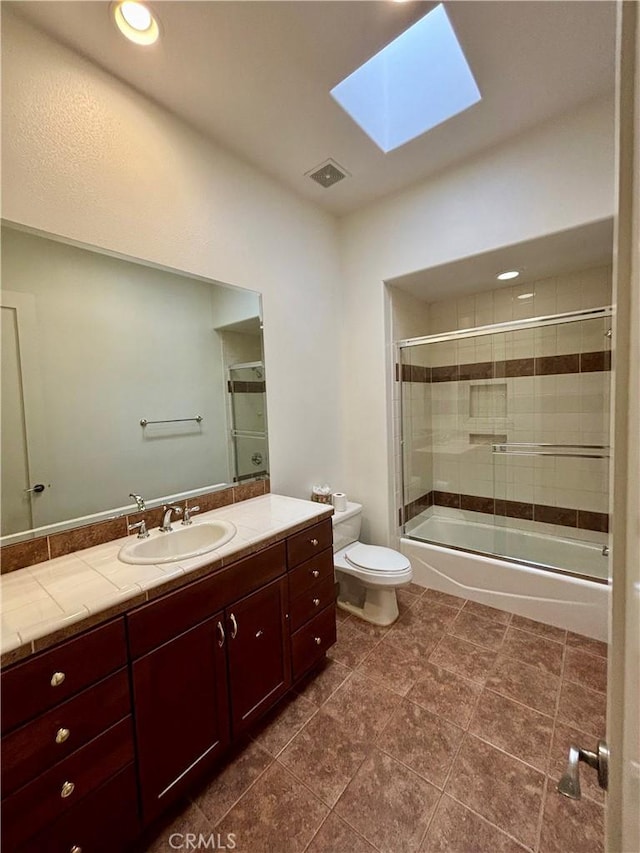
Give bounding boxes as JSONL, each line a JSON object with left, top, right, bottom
{"left": 299, "top": 810, "right": 332, "bottom": 853}
{"left": 444, "top": 789, "right": 537, "bottom": 852}
{"left": 534, "top": 775, "right": 550, "bottom": 853}
{"left": 463, "top": 729, "right": 551, "bottom": 776}
{"left": 480, "top": 685, "right": 556, "bottom": 720}
{"left": 535, "top": 639, "right": 568, "bottom": 851}
{"left": 192, "top": 748, "right": 276, "bottom": 830}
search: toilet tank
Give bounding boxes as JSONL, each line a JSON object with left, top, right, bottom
{"left": 331, "top": 502, "right": 362, "bottom": 552}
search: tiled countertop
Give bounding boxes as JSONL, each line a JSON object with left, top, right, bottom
{"left": 0, "top": 495, "right": 333, "bottom": 666}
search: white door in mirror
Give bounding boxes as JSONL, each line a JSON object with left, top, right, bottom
{"left": 118, "top": 520, "right": 236, "bottom": 564}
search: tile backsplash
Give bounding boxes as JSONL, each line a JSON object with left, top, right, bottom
{"left": 0, "top": 479, "right": 270, "bottom": 574}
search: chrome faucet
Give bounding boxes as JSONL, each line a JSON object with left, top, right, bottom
{"left": 129, "top": 493, "right": 146, "bottom": 512}
{"left": 160, "top": 504, "right": 183, "bottom": 532}
{"left": 128, "top": 520, "right": 149, "bottom": 539}
{"left": 182, "top": 502, "right": 201, "bottom": 525}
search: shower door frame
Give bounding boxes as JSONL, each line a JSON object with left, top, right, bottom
{"left": 396, "top": 305, "right": 613, "bottom": 583}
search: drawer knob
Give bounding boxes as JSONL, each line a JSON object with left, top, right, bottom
{"left": 255, "top": 629, "right": 264, "bottom": 638}
{"left": 60, "top": 780, "right": 75, "bottom": 799}
{"left": 55, "top": 727, "right": 70, "bottom": 744}
{"left": 310, "top": 538, "right": 319, "bottom": 546}
{"left": 51, "top": 671, "right": 66, "bottom": 687}
{"left": 313, "top": 598, "right": 320, "bottom": 607}
{"left": 314, "top": 636, "right": 322, "bottom": 645}
{"left": 70, "top": 847, "right": 82, "bottom": 853}
{"left": 311, "top": 569, "right": 320, "bottom": 578}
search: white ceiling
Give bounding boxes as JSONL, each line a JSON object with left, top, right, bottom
{"left": 389, "top": 219, "right": 614, "bottom": 303}
{"left": 13, "top": 1, "right": 616, "bottom": 216}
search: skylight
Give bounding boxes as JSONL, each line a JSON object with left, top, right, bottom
{"left": 330, "top": 4, "right": 481, "bottom": 153}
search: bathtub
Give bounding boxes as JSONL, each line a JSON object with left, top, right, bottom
{"left": 401, "top": 515, "right": 609, "bottom": 641}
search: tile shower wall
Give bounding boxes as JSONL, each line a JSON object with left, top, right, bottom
{"left": 396, "top": 265, "right": 612, "bottom": 534}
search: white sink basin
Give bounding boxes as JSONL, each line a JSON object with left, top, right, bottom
{"left": 118, "top": 520, "right": 237, "bottom": 565}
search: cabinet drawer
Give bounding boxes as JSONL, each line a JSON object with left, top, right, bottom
{"left": 289, "top": 575, "right": 336, "bottom": 633}
{"left": 2, "top": 669, "right": 130, "bottom": 797}
{"left": 291, "top": 605, "right": 337, "bottom": 682}
{"left": 288, "top": 548, "right": 334, "bottom": 600}
{"left": 2, "top": 717, "right": 134, "bottom": 850}
{"left": 1, "top": 619, "right": 127, "bottom": 734}
{"left": 17, "top": 764, "right": 139, "bottom": 853}
{"left": 287, "top": 519, "right": 333, "bottom": 569}
{"left": 128, "top": 542, "right": 286, "bottom": 659}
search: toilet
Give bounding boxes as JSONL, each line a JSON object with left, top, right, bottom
{"left": 332, "top": 501, "right": 412, "bottom": 626}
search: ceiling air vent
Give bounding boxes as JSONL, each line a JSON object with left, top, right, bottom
{"left": 306, "top": 158, "right": 349, "bottom": 189}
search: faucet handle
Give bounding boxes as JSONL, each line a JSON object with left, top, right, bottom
{"left": 182, "top": 504, "right": 200, "bottom": 525}
{"left": 129, "top": 493, "right": 146, "bottom": 512}
{"left": 128, "top": 520, "right": 149, "bottom": 539}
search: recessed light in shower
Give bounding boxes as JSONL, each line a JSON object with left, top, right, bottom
{"left": 497, "top": 270, "right": 520, "bottom": 281}
{"left": 112, "top": 1, "right": 159, "bottom": 45}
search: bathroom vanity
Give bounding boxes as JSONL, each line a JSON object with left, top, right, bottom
{"left": 0, "top": 498, "right": 336, "bottom": 852}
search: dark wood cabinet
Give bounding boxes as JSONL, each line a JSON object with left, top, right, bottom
{"left": 1, "top": 512, "right": 337, "bottom": 849}
{"left": 0, "top": 618, "right": 136, "bottom": 852}
{"left": 226, "top": 577, "right": 291, "bottom": 736}
{"left": 131, "top": 613, "right": 230, "bottom": 823}
{"left": 286, "top": 519, "right": 337, "bottom": 679}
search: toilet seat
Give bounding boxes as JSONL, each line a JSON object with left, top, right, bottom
{"left": 345, "top": 543, "right": 410, "bottom": 573}
{"left": 334, "top": 542, "right": 413, "bottom": 588}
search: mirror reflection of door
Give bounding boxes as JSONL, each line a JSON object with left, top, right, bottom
{"left": 1, "top": 292, "right": 48, "bottom": 534}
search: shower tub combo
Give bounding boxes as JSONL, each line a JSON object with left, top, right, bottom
{"left": 397, "top": 307, "right": 611, "bottom": 641}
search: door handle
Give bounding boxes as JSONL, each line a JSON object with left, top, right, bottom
{"left": 25, "top": 483, "right": 45, "bottom": 494}
{"left": 230, "top": 613, "right": 238, "bottom": 639}
{"left": 216, "top": 621, "right": 225, "bottom": 647}
{"left": 558, "top": 740, "right": 609, "bottom": 799}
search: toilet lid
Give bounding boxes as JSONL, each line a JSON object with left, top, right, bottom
{"left": 345, "top": 544, "right": 411, "bottom": 572}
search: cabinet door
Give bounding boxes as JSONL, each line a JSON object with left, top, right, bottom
{"left": 226, "top": 577, "right": 291, "bottom": 736}
{"left": 131, "top": 614, "right": 230, "bottom": 824}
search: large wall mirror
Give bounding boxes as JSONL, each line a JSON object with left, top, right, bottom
{"left": 1, "top": 223, "right": 268, "bottom": 541}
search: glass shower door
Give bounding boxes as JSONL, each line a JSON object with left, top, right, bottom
{"left": 228, "top": 362, "right": 268, "bottom": 481}
{"left": 491, "top": 314, "right": 611, "bottom": 578}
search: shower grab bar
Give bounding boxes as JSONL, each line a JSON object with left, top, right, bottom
{"left": 140, "top": 415, "right": 203, "bottom": 427}
{"left": 492, "top": 442, "right": 610, "bottom": 459}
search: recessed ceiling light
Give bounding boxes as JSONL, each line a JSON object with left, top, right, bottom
{"left": 113, "top": 1, "right": 159, "bottom": 45}
{"left": 496, "top": 270, "right": 520, "bottom": 281}
{"left": 517, "top": 292, "right": 535, "bottom": 300}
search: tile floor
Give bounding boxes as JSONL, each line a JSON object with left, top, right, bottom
{"left": 142, "top": 585, "right": 607, "bottom": 853}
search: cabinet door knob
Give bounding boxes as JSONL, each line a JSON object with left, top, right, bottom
{"left": 311, "top": 569, "right": 320, "bottom": 578}
{"left": 230, "top": 613, "right": 238, "bottom": 639}
{"left": 70, "top": 846, "right": 82, "bottom": 853}
{"left": 216, "top": 621, "right": 225, "bottom": 648}
{"left": 313, "top": 598, "right": 320, "bottom": 607}
{"left": 55, "top": 727, "right": 70, "bottom": 744}
{"left": 60, "top": 780, "right": 75, "bottom": 799}
{"left": 310, "top": 538, "right": 319, "bottom": 546}
{"left": 255, "top": 629, "right": 264, "bottom": 638}
{"left": 51, "top": 671, "right": 66, "bottom": 687}
{"left": 314, "top": 636, "right": 322, "bottom": 645}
